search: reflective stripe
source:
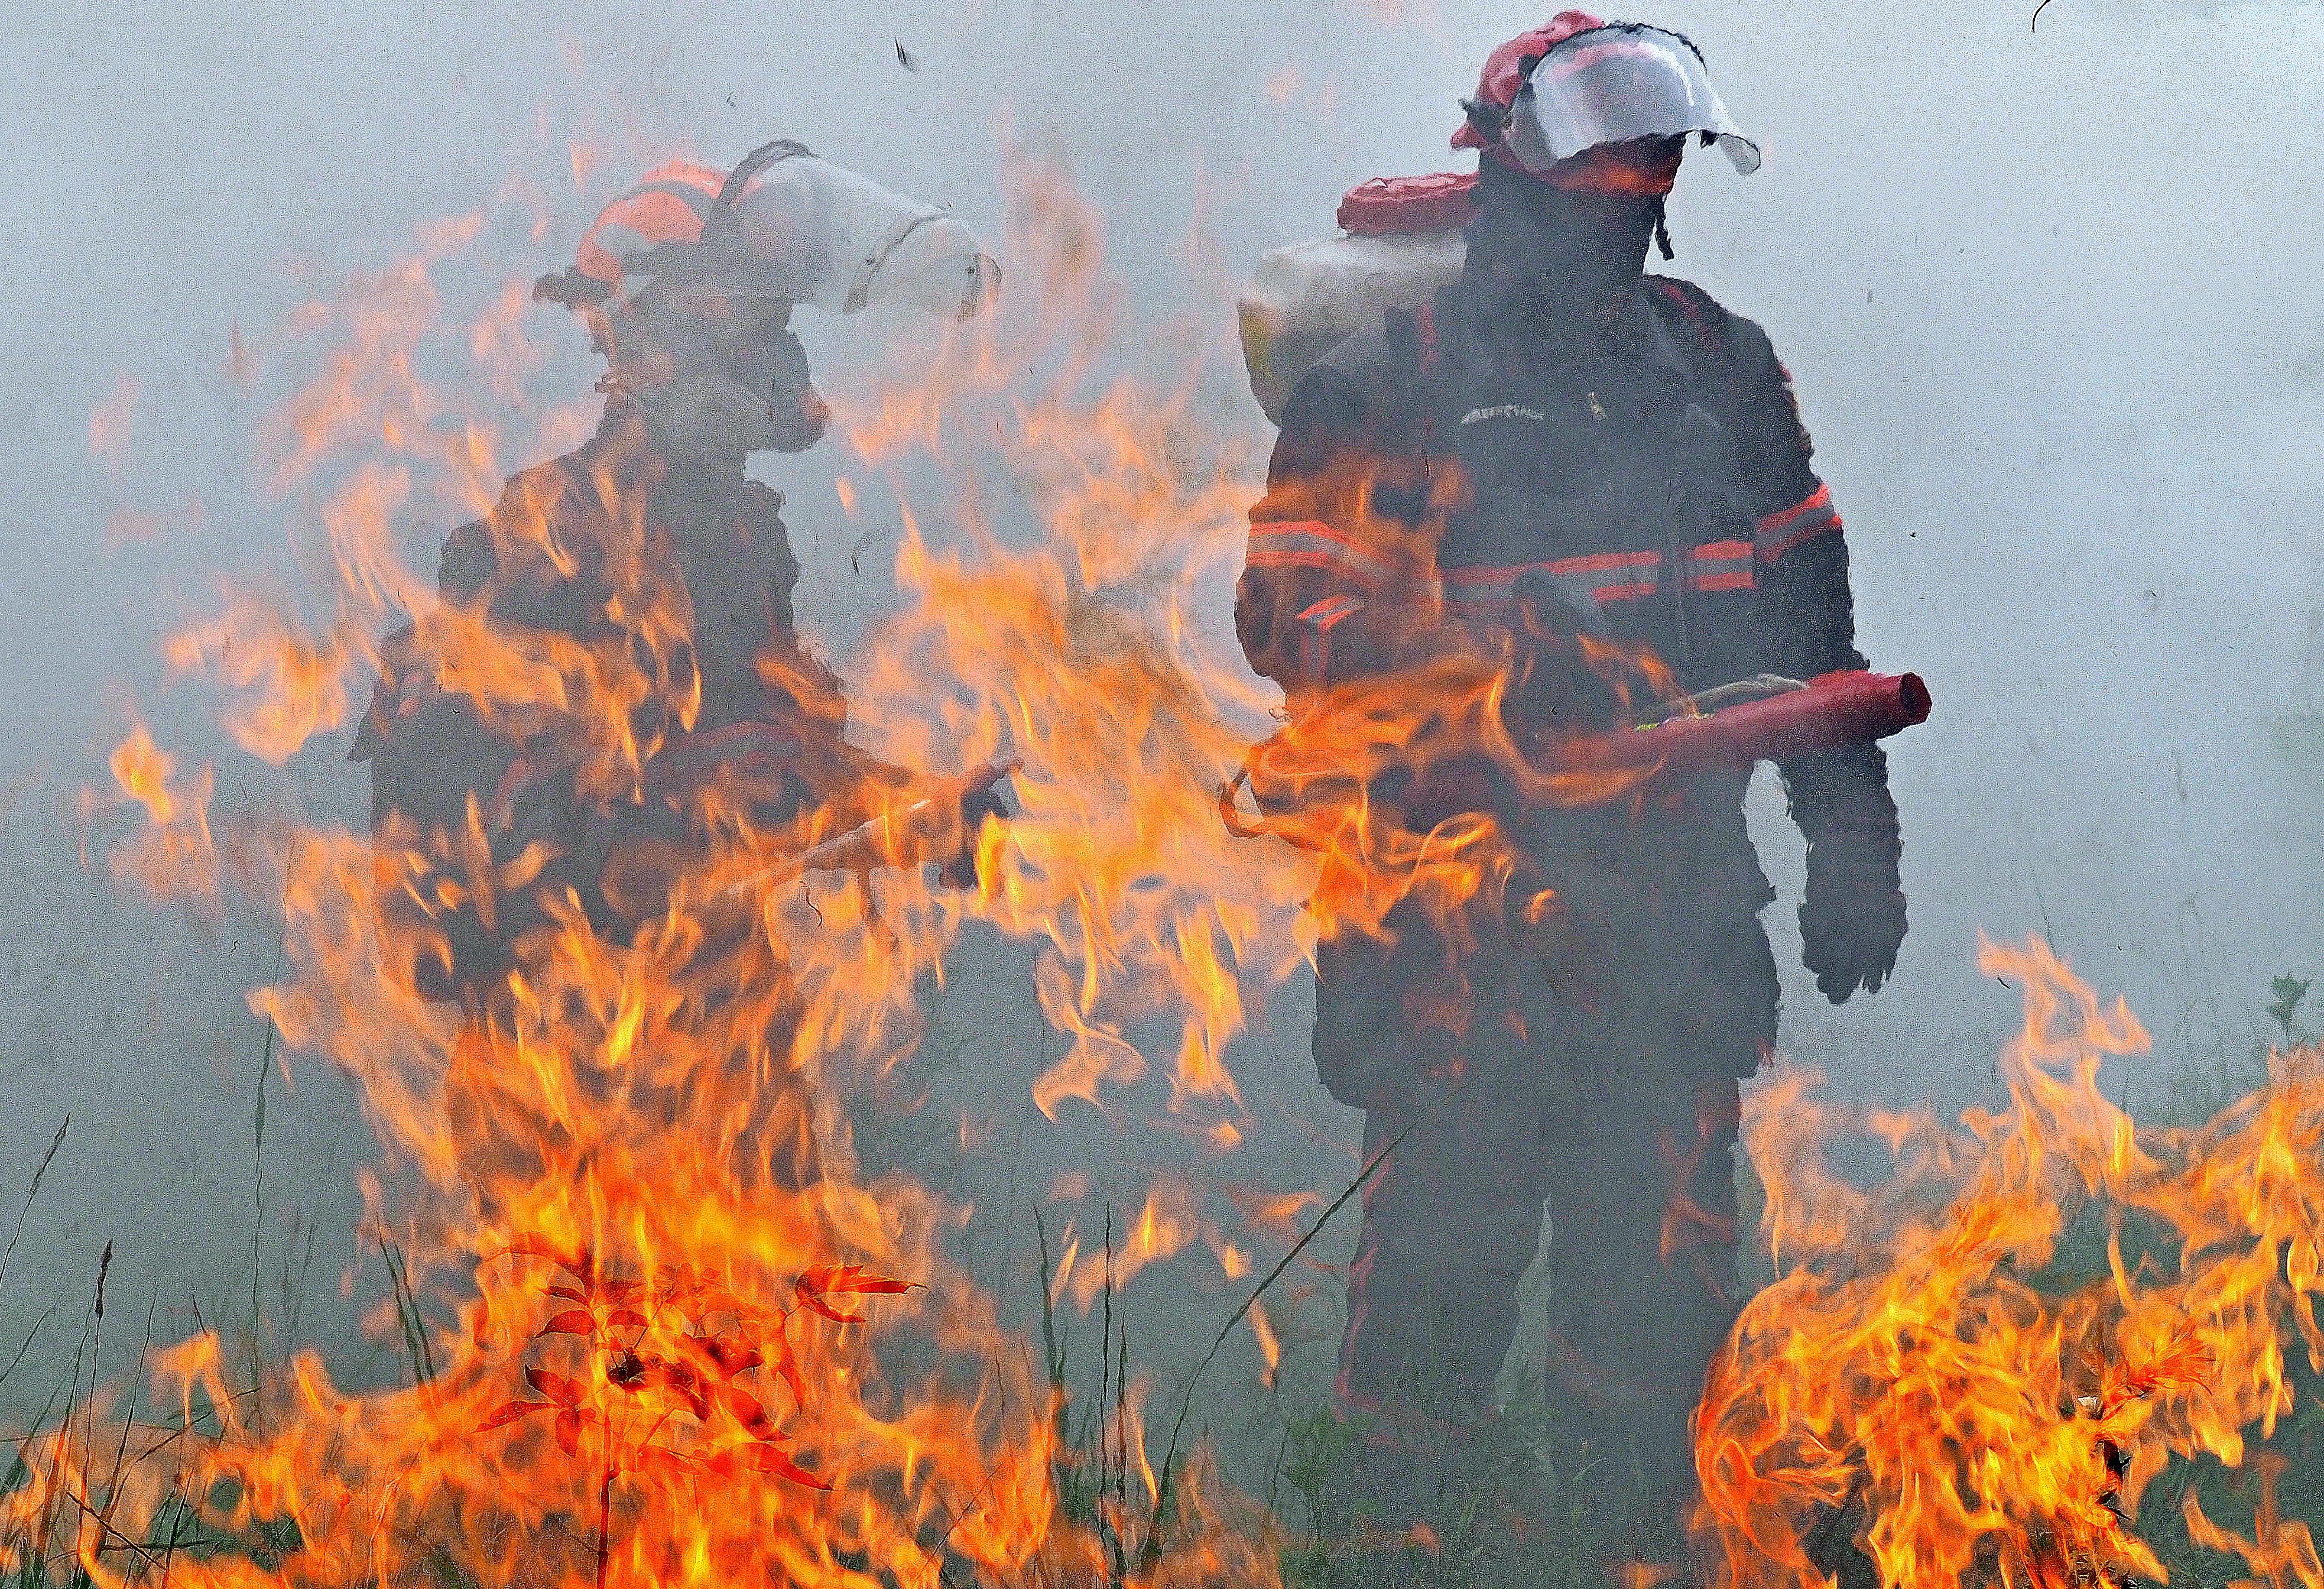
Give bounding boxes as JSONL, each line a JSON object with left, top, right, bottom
{"left": 1445, "top": 559, "right": 1618, "bottom": 615}
{"left": 1754, "top": 482, "right": 1842, "bottom": 562}
{"left": 1444, "top": 540, "right": 1758, "bottom": 617}
{"left": 1298, "top": 594, "right": 1367, "bottom": 631}
{"left": 1297, "top": 594, "right": 1367, "bottom": 678}
{"left": 1245, "top": 518, "right": 1395, "bottom": 591}
{"left": 1446, "top": 552, "right": 1647, "bottom": 609}
{"left": 1690, "top": 537, "right": 1755, "bottom": 594}
{"left": 1294, "top": 594, "right": 1368, "bottom": 680}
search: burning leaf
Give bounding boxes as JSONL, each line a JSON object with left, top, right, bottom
{"left": 722, "top": 1384, "right": 774, "bottom": 1437}
{"left": 538, "top": 1309, "right": 596, "bottom": 1337}
{"left": 731, "top": 1438, "right": 832, "bottom": 1491}
{"left": 767, "top": 1329, "right": 807, "bottom": 1406}
{"left": 794, "top": 1264, "right": 914, "bottom": 1325}
{"left": 524, "top": 1367, "right": 584, "bottom": 1409}
{"left": 478, "top": 1399, "right": 546, "bottom": 1432}
{"left": 696, "top": 1333, "right": 764, "bottom": 1377}
{"left": 493, "top": 1234, "right": 592, "bottom": 1278}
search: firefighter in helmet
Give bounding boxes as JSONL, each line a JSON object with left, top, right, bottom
{"left": 356, "top": 142, "right": 1004, "bottom": 1022}
{"left": 1234, "top": 15, "right": 1907, "bottom": 1562}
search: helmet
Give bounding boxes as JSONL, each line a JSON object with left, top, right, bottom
{"left": 533, "top": 143, "right": 1000, "bottom": 459}
{"left": 536, "top": 141, "right": 1000, "bottom": 323}
{"left": 1452, "top": 14, "right": 1760, "bottom": 179}
{"left": 559, "top": 158, "right": 729, "bottom": 306}
{"left": 1453, "top": 9, "right": 1608, "bottom": 153}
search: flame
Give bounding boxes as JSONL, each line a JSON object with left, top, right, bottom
{"left": 88, "top": 724, "right": 216, "bottom": 897}
{"left": 1699, "top": 936, "right": 2324, "bottom": 1589}
{"left": 55, "top": 106, "right": 2324, "bottom": 1589}
{"left": 2182, "top": 1455, "right": 2322, "bottom": 1589}
{"left": 17, "top": 140, "right": 1340, "bottom": 1589}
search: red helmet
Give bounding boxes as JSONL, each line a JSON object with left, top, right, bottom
{"left": 567, "top": 161, "right": 728, "bottom": 302}
{"left": 1452, "top": 13, "right": 1760, "bottom": 180}
{"left": 534, "top": 141, "right": 999, "bottom": 321}
{"left": 533, "top": 153, "right": 761, "bottom": 312}
{"left": 1452, "top": 10, "right": 1607, "bottom": 153}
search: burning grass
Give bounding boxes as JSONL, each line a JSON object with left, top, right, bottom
{"left": 13, "top": 131, "right": 2324, "bottom": 1589}
{"left": 1699, "top": 941, "right": 2324, "bottom": 1589}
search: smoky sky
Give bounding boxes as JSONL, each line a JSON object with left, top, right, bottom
{"left": 2, "top": 0, "right": 2322, "bottom": 1423}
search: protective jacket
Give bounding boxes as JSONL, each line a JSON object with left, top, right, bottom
{"left": 353, "top": 407, "right": 897, "bottom": 1003}
{"left": 1237, "top": 225, "right": 1904, "bottom": 1087}
{"left": 1235, "top": 186, "right": 1907, "bottom": 1545}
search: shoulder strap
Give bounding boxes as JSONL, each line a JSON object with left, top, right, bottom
{"left": 1381, "top": 300, "right": 1445, "bottom": 452}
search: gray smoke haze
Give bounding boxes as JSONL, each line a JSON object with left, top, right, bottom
{"left": 3, "top": 0, "right": 2321, "bottom": 1448}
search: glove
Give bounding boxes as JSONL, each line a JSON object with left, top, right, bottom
{"left": 1799, "top": 832, "right": 1906, "bottom": 1004}
{"left": 936, "top": 776, "right": 1012, "bottom": 891}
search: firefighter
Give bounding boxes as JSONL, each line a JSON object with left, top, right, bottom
{"left": 1234, "top": 15, "right": 1907, "bottom": 1563}
{"left": 355, "top": 142, "right": 1004, "bottom": 1020}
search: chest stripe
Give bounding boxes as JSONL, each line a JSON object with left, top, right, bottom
{"left": 1245, "top": 517, "right": 1395, "bottom": 592}
{"left": 1441, "top": 543, "right": 1758, "bottom": 615}
{"left": 1754, "top": 483, "right": 1842, "bottom": 562}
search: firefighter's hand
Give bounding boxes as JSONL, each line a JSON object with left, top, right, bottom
{"left": 1799, "top": 836, "right": 1906, "bottom": 1004}
{"left": 936, "top": 768, "right": 1014, "bottom": 890}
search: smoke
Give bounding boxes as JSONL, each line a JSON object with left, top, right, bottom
{"left": 2, "top": 0, "right": 2319, "bottom": 1470}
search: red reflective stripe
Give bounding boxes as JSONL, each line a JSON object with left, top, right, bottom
{"left": 1550, "top": 550, "right": 1661, "bottom": 576}
{"left": 1447, "top": 540, "right": 1759, "bottom": 609}
{"left": 1251, "top": 517, "right": 1358, "bottom": 547}
{"left": 1246, "top": 548, "right": 1371, "bottom": 573}
{"left": 1689, "top": 534, "right": 1755, "bottom": 594}
{"left": 1446, "top": 551, "right": 1662, "bottom": 588}
{"left": 1760, "top": 520, "right": 1839, "bottom": 561}
{"left": 1299, "top": 594, "right": 1365, "bottom": 631}
{"left": 1755, "top": 484, "right": 1843, "bottom": 562}
{"left": 1755, "top": 482, "right": 1832, "bottom": 536}
{"left": 1247, "top": 518, "right": 1393, "bottom": 589}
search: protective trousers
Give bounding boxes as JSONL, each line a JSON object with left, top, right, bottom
{"left": 1327, "top": 938, "right": 1751, "bottom": 1554}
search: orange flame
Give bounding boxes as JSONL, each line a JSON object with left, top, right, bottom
{"left": 1699, "top": 936, "right": 2324, "bottom": 1589}
{"left": 17, "top": 142, "right": 1327, "bottom": 1589}
{"left": 56, "top": 118, "right": 2324, "bottom": 1589}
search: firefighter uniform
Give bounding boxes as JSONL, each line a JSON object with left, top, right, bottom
{"left": 353, "top": 408, "right": 887, "bottom": 1003}
{"left": 1235, "top": 57, "right": 1907, "bottom": 1545}
{"left": 353, "top": 147, "right": 999, "bottom": 1011}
